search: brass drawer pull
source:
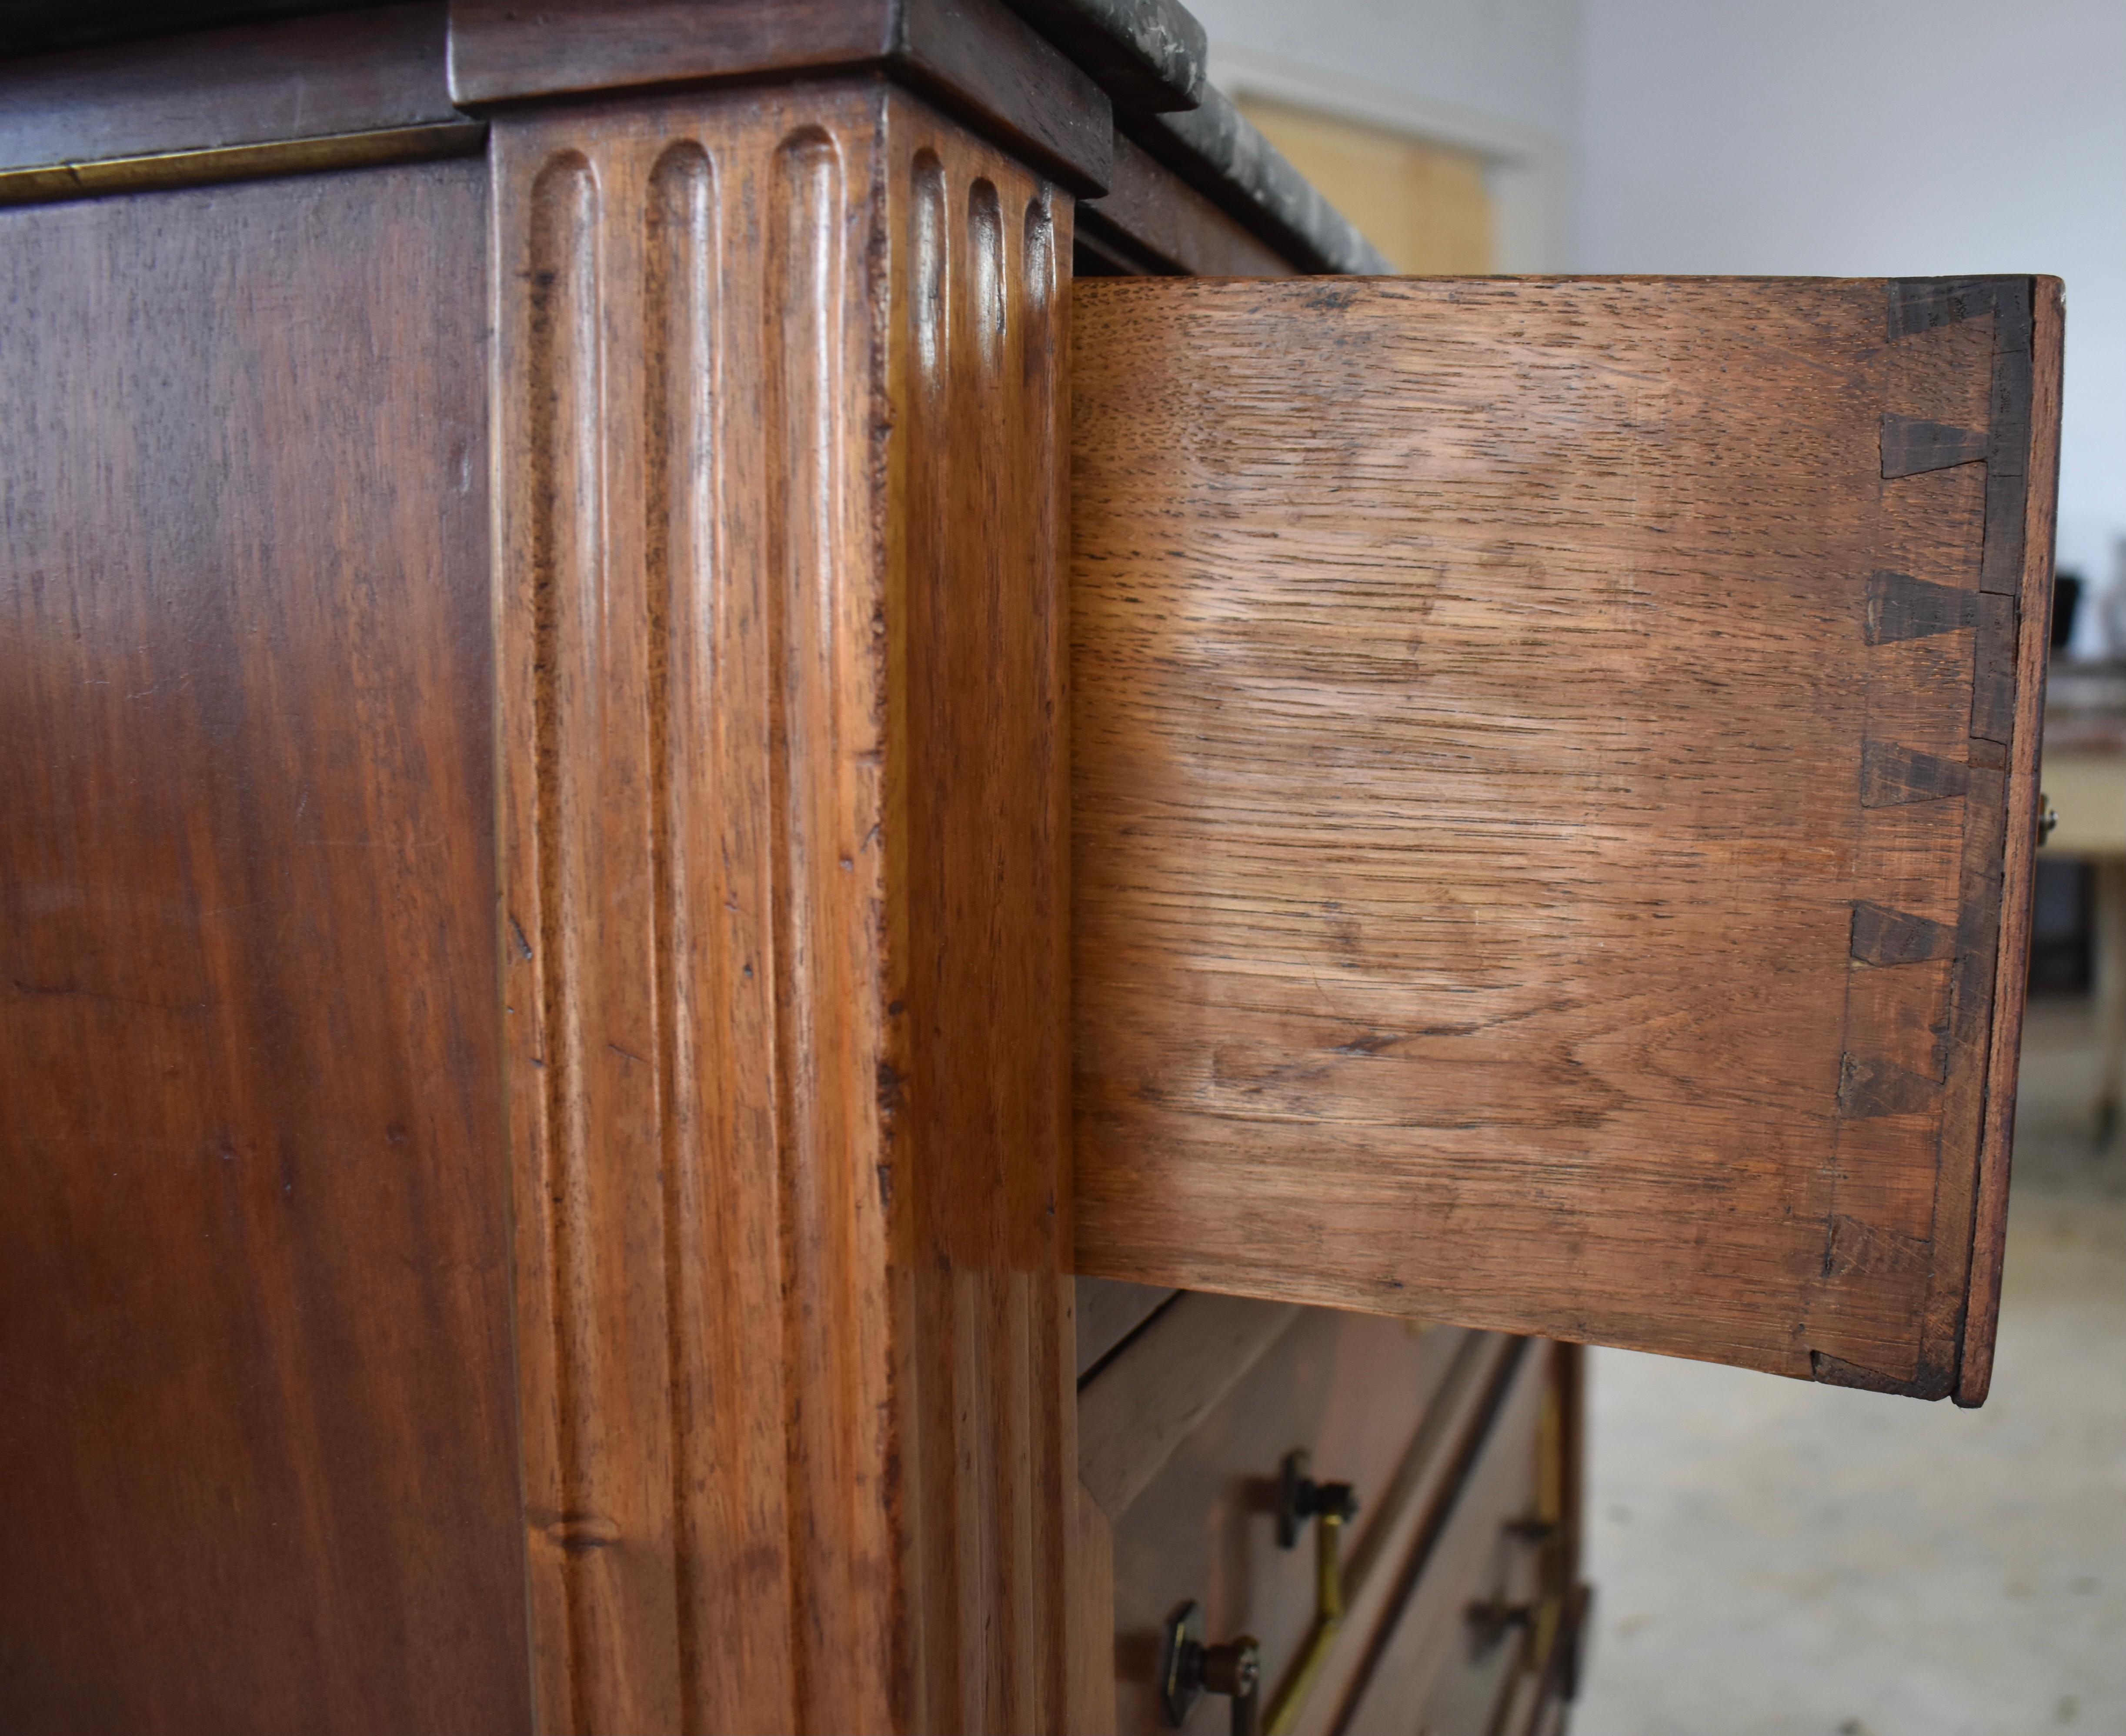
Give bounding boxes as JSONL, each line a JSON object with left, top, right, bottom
{"left": 1263, "top": 1452, "right": 1361, "bottom": 1736}
{"left": 1463, "top": 1592, "right": 1535, "bottom": 1653}
{"left": 1159, "top": 1451, "right": 1362, "bottom": 1736}
{"left": 1160, "top": 1602, "right": 1262, "bottom": 1736}
{"left": 1276, "top": 1449, "right": 1359, "bottom": 1549}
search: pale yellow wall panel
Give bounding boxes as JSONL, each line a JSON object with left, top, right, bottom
{"left": 1237, "top": 93, "right": 1495, "bottom": 274}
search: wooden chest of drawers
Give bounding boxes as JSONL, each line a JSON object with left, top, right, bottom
{"left": 0, "top": 2, "right": 2057, "bottom": 1730}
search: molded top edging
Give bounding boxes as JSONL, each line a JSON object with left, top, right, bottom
{"left": 0, "top": 0, "right": 1207, "bottom": 117}
{"left": 446, "top": 0, "right": 1114, "bottom": 195}
{"left": 0, "top": 0, "right": 1393, "bottom": 280}
{"left": 1127, "top": 83, "right": 1392, "bottom": 275}
{"left": 998, "top": 0, "right": 1205, "bottom": 113}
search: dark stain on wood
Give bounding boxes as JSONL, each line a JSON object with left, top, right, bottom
{"left": 1859, "top": 740, "right": 1973, "bottom": 807}
{"left": 1851, "top": 901, "right": 1955, "bottom": 966}
{"left": 1979, "top": 280, "right": 2037, "bottom": 596}
{"left": 1837, "top": 1054, "right": 1942, "bottom": 1119}
{"left": 1864, "top": 569, "right": 1979, "bottom": 644}
{"left": 1886, "top": 276, "right": 2007, "bottom": 340}
{"left": 1880, "top": 413, "right": 1988, "bottom": 477}
{"left": 1809, "top": 1348, "right": 1925, "bottom": 1395}
{"left": 1913, "top": 275, "right": 2054, "bottom": 1409}
{"left": 1821, "top": 1214, "right": 1930, "bottom": 1282}
{"left": 1970, "top": 592, "right": 2019, "bottom": 743}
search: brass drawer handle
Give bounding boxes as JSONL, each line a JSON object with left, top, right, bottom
{"left": 1160, "top": 1602, "right": 1262, "bottom": 1736}
{"left": 1464, "top": 1592, "right": 1535, "bottom": 1652}
{"left": 1159, "top": 1452, "right": 1361, "bottom": 1736}
{"left": 1263, "top": 1452, "right": 1360, "bottom": 1736}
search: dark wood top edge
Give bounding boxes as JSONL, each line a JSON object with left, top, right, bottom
{"left": 442, "top": 0, "right": 893, "bottom": 107}
{"left": 897, "top": 0, "right": 1112, "bottom": 193}
{"left": 1, "top": 0, "right": 1212, "bottom": 120}
{"left": 0, "top": 0, "right": 1401, "bottom": 274}
{"left": 999, "top": 0, "right": 1204, "bottom": 113}
{"left": 0, "top": 0, "right": 1199, "bottom": 117}
{"left": 1077, "top": 125, "right": 1294, "bottom": 276}
{"left": 1121, "top": 83, "right": 1394, "bottom": 275}
{"left": 0, "top": 4, "right": 461, "bottom": 181}
{"left": 446, "top": 0, "right": 1112, "bottom": 195}
{"left": 0, "top": 0, "right": 372, "bottom": 58}
{"left": 0, "top": 0, "right": 1119, "bottom": 198}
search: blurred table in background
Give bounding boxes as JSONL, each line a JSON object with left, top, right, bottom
{"left": 2041, "top": 660, "right": 2126, "bottom": 1140}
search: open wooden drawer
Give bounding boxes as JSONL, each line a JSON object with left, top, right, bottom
{"left": 1071, "top": 275, "right": 2062, "bottom": 1406}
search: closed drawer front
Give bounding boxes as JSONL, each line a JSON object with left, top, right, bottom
{"left": 1336, "top": 1342, "right": 1554, "bottom": 1736}
{"left": 1078, "top": 1289, "right": 1572, "bottom": 1736}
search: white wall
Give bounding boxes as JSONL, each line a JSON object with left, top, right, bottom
{"left": 1190, "top": 0, "right": 1578, "bottom": 140}
{"left": 1190, "top": 0, "right": 1581, "bottom": 269}
{"left": 1182, "top": 0, "right": 2121, "bottom": 594}
{"left": 1577, "top": 0, "right": 2126, "bottom": 603}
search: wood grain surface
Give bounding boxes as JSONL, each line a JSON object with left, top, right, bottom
{"left": 1291, "top": 1332, "right": 1520, "bottom": 1736}
{"left": 0, "top": 160, "right": 530, "bottom": 1733}
{"left": 1071, "top": 276, "right": 2061, "bottom": 1400}
{"left": 491, "top": 78, "right": 1076, "bottom": 1734}
{"left": 1078, "top": 1321, "right": 1575, "bottom": 1736}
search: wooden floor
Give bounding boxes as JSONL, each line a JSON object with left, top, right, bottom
{"left": 1574, "top": 997, "right": 2126, "bottom": 1736}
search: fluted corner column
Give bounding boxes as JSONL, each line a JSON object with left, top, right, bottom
{"left": 489, "top": 78, "right": 1076, "bottom": 1735}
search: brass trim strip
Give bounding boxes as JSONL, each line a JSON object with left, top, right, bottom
{"left": 0, "top": 121, "right": 487, "bottom": 207}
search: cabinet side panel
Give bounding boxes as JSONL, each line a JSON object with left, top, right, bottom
{"left": 0, "top": 160, "right": 530, "bottom": 1734}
